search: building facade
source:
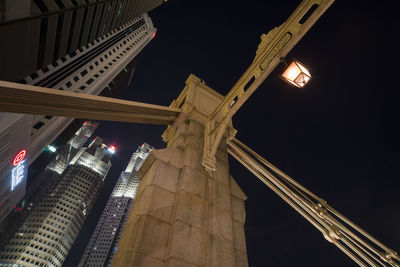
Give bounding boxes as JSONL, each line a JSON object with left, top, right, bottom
{"left": 0, "top": 137, "right": 113, "bottom": 266}
{"left": 26, "top": 12, "right": 156, "bottom": 167}
{"left": 78, "top": 143, "right": 152, "bottom": 267}
{"left": 0, "top": 113, "right": 32, "bottom": 222}
{"left": 0, "top": 0, "right": 164, "bottom": 82}
{"left": 0, "top": 121, "right": 98, "bottom": 250}
{"left": 0, "top": 0, "right": 163, "bottom": 223}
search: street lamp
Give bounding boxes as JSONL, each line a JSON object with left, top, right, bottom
{"left": 280, "top": 58, "right": 311, "bottom": 88}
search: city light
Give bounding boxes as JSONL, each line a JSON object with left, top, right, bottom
{"left": 47, "top": 145, "right": 57, "bottom": 152}
{"left": 12, "top": 149, "right": 26, "bottom": 166}
{"left": 108, "top": 145, "right": 116, "bottom": 154}
{"left": 280, "top": 59, "right": 311, "bottom": 88}
{"left": 11, "top": 160, "right": 25, "bottom": 191}
{"left": 11, "top": 150, "right": 27, "bottom": 191}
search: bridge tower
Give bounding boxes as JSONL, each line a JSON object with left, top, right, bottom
{"left": 112, "top": 75, "right": 248, "bottom": 266}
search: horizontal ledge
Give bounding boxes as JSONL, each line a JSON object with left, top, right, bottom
{"left": 0, "top": 80, "right": 180, "bottom": 117}
{"left": 0, "top": 80, "right": 180, "bottom": 125}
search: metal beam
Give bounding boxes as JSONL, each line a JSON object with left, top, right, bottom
{"left": 202, "top": 0, "right": 335, "bottom": 170}
{"left": 0, "top": 80, "right": 180, "bottom": 125}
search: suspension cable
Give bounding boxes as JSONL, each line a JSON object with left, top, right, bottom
{"left": 227, "top": 138, "right": 399, "bottom": 267}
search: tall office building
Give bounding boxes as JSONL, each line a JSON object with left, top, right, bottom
{"left": 0, "top": 0, "right": 163, "bottom": 222}
{"left": 0, "top": 121, "right": 98, "bottom": 250}
{"left": 24, "top": 12, "right": 156, "bottom": 167}
{"left": 0, "top": 113, "right": 31, "bottom": 222}
{"left": 0, "top": 0, "right": 164, "bottom": 82}
{"left": 0, "top": 137, "right": 113, "bottom": 266}
{"left": 78, "top": 143, "right": 153, "bottom": 267}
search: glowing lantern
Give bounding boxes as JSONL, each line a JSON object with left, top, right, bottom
{"left": 280, "top": 59, "right": 311, "bottom": 88}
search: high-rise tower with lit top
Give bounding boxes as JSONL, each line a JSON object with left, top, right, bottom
{"left": 78, "top": 143, "right": 153, "bottom": 267}
{"left": 0, "top": 137, "right": 113, "bottom": 266}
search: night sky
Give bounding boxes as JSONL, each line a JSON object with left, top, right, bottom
{"left": 65, "top": 0, "right": 400, "bottom": 266}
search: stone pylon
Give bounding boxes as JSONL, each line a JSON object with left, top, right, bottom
{"left": 112, "top": 75, "right": 248, "bottom": 266}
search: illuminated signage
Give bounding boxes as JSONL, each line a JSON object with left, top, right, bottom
{"left": 11, "top": 160, "right": 25, "bottom": 191}
{"left": 13, "top": 149, "right": 26, "bottom": 166}
{"left": 11, "top": 150, "right": 27, "bottom": 191}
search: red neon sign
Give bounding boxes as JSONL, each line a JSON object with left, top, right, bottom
{"left": 13, "top": 150, "right": 27, "bottom": 166}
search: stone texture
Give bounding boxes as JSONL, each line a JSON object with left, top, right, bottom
{"left": 180, "top": 167, "right": 207, "bottom": 198}
{"left": 230, "top": 176, "right": 247, "bottom": 200}
{"left": 169, "top": 221, "right": 206, "bottom": 266}
{"left": 183, "top": 145, "right": 203, "bottom": 170}
{"left": 232, "top": 220, "right": 247, "bottom": 251}
{"left": 231, "top": 195, "right": 246, "bottom": 224}
{"left": 173, "top": 120, "right": 189, "bottom": 149}
{"left": 187, "top": 120, "right": 204, "bottom": 138}
{"left": 184, "top": 134, "right": 203, "bottom": 150}
{"left": 207, "top": 233, "right": 235, "bottom": 267}
{"left": 126, "top": 254, "right": 164, "bottom": 267}
{"left": 116, "top": 215, "right": 170, "bottom": 263}
{"left": 208, "top": 179, "right": 231, "bottom": 209}
{"left": 235, "top": 249, "right": 249, "bottom": 267}
{"left": 208, "top": 202, "right": 233, "bottom": 241}
{"left": 209, "top": 157, "right": 230, "bottom": 185}
{"left": 166, "top": 258, "right": 199, "bottom": 267}
{"left": 133, "top": 185, "right": 176, "bottom": 223}
{"left": 215, "top": 148, "right": 228, "bottom": 163}
{"left": 139, "top": 159, "right": 181, "bottom": 194}
{"left": 138, "top": 148, "right": 183, "bottom": 179}
{"left": 113, "top": 77, "right": 248, "bottom": 267}
{"left": 176, "top": 191, "right": 207, "bottom": 229}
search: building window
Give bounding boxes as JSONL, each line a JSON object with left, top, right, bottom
{"left": 33, "top": 122, "right": 45, "bottom": 130}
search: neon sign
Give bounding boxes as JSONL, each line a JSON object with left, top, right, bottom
{"left": 11, "top": 150, "right": 27, "bottom": 191}
{"left": 11, "top": 160, "right": 25, "bottom": 191}
{"left": 13, "top": 150, "right": 26, "bottom": 166}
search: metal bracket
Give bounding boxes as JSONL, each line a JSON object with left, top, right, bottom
{"left": 201, "top": 0, "right": 335, "bottom": 171}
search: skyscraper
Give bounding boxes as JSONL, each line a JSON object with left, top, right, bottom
{"left": 0, "top": 0, "right": 164, "bottom": 82}
{"left": 0, "top": 113, "right": 31, "bottom": 222}
{"left": 25, "top": 12, "right": 156, "bottom": 168}
{"left": 78, "top": 143, "right": 153, "bottom": 267}
{"left": 0, "top": 137, "right": 113, "bottom": 266}
{"left": 0, "top": 121, "right": 98, "bottom": 250}
{"left": 0, "top": 0, "right": 163, "bottom": 222}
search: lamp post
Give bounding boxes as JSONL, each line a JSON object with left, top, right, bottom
{"left": 280, "top": 58, "right": 312, "bottom": 88}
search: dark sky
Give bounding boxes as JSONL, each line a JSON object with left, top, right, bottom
{"left": 65, "top": 0, "right": 400, "bottom": 266}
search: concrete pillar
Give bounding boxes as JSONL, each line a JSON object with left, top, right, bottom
{"left": 112, "top": 75, "right": 248, "bottom": 266}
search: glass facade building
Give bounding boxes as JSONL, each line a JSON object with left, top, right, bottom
{"left": 78, "top": 143, "right": 153, "bottom": 267}
{"left": 0, "top": 137, "right": 113, "bottom": 266}
{"left": 0, "top": 0, "right": 163, "bottom": 223}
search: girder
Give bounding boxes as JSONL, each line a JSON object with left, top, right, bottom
{"left": 0, "top": 80, "right": 180, "bottom": 125}
{"left": 202, "top": 0, "right": 335, "bottom": 170}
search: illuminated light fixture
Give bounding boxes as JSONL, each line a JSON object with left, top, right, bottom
{"left": 13, "top": 150, "right": 27, "bottom": 166}
{"left": 152, "top": 32, "right": 156, "bottom": 38}
{"left": 11, "top": 160, "right": 26, "bottom": 191}
{"left": 108, "top": 145, "right": 116, "bottom": 153}
{"left": 88, "top": 139, "right": 95, "bottom": 148}
{"left": 280, "top": 58, "right": 311, "bottom": 88}
{"left": 47, "top": 145, "right": 57, "bottom": 153}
